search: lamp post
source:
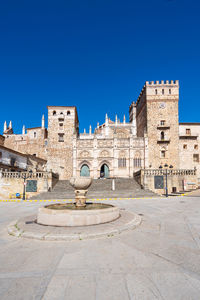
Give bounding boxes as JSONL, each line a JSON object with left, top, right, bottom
{"left": 159, "top": 164, "right": 173, "bottom": 197}
{"left": 22, "top": 170, "right": 32, "bottom": 200}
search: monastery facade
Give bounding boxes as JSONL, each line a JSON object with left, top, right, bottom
{"left": 2, "top": 80, "right": 200, "bottom": 185}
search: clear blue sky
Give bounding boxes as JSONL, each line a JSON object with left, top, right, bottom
{"left": 0, "top": 0, "right": 199, "bottom": 134}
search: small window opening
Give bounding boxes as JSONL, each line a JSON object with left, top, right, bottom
{"left": 160, "top": 120, "right": 165, "bottom": 126}
{"left": 67, "top": 111, "right": 71, "bottom": 115}
{"left": 60, "top": 112, "right": 63, "bottom": 115}
{"left": 169, "top": 89, "right": 171, "bottom": 94}
{"left": 194, "top": 145, "right": 198, "bottom": 150}
{"left": 162, "top": 89, "right": 164, "bottom": 95}
{"left": 53, "top": 111, "right": 56, "bottom": 116}
{"left": 58, "top": 133, "right": 64, "bottom": 142}
{"left": 183, "top": 144, "right": 187, "bottom": 149}
{"left": 193, "top": 154, "right": 199, "bottom": 162}
{"left": 186, "top": 128, "right": 191, "bottom": 135}
{"left": 155, "top": 89, "right": 157, "bottom": 95}
{"left": 161, "top": 150, "right": 165, "bottom": 158}
{"left": 161, "top": 131, "right": 165, "bottom": 140}
{"left": 34, "top": 132, "right": 37, "bottom": 138}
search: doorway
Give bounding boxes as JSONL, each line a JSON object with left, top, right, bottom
{"left": 80, "top": 164, "right": 90, "bottom": 177}
{"left": 100, "top": 164, "right": 109, "bottom": 178}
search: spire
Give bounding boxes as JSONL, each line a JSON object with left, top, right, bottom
{"left": 4, "top": 121, "right": 7, "bottom": 132}
{"left": 42, "top": 115, "right": 45, "bottom": 128}
{"left": 22, "top": 125, "right": 25, "bottom": 135}
{"left": 89, "top": 125, "right": 92, "bottom": 135}
{"left": 84, "top": 128, "right": 86, "bottom": 134}
{"left": 123, "top": 115, "right": 126, "bottom": 124}
{"left": 9, "top": 120, "right": 12, "bottom": 129}
{"left": 97, "top": 122, "right": 99, "bottom": 129}
{"left": 105, "top": 113, "right": 108, "bottom": 125}
{"left": 115, "top": 115, "right": 118, "bottom": 125}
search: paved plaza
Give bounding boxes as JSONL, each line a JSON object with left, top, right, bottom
{"left": 0, "top": 193, "right": 200, "bottom": 299}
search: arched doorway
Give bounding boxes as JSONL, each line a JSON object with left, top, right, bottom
{"left": 80, "top": 164, "right": 90, "bottom": 177}
{"left": 100, "top": 164, "right": 109, "bottom": 178}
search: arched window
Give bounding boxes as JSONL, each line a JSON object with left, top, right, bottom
{"left": 162, "top": 89, "right": 164, "bottom": 95}
{"left": 155, "top": 89, "right": 157, "bottom": 95}
{"left": 80, "top": 164, "right": 90, "bottom": 177}
{"left": 67, "top": 111, "right": 71, "bottom": 115}
{"left": 169, "top": 89, "right": 171, "bottom": 94}
{"left": 161, "top": 131, "right": 165, "bottom": 140}
{"left": 53, "top": 111, "right": 56, "bottom": 116}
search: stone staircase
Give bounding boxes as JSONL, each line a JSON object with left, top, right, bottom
{"left": 30, "top": 178, "right": 158, "bottom": 200}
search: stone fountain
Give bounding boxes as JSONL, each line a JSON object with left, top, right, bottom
{"left": 37, "top": 177, "right": 120, "bottom": 227}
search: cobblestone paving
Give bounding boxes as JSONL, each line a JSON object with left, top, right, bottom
{"left": 0, "top": 193, "right": 200, "bottom": 299}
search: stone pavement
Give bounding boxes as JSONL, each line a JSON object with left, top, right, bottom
{"left": 0, "top": 195, "right": 200, "bottom": 299}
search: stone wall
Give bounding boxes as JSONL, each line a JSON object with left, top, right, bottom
{"left": 0, "top": 135, "right": 5, "bottom": 146}
{"left": 134, "top": 168, "right": 198, "bottom": 195}
{"left": 3, "top": 128, "right": 48, "bottom": 160}
{"left": 0, "top": 171, "right": 54, "bottom": 199}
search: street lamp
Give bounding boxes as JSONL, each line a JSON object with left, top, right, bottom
{"left": 159, "top": 164, "right": 173, "bottom": 197}
{"left": 22, "top": 170, "right": 32, "bottom": 200}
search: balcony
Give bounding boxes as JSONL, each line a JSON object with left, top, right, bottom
{"left": 179, "top": 133, "right": 198, "bottom": 140}
{"left": 157, "top": 138, "right": 170, "bottom": 144}
{"left": 157, "top": 124, "right": 170, "bottom": 130}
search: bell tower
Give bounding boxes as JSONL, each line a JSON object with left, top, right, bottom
{"left": 47, "top": 106, "right": 79, "bottom": 179}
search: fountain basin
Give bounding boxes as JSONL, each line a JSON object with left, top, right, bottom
{"left": 37, "top": 203, "right": 120, "bottom": 227}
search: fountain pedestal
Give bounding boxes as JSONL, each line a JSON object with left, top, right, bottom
{"left": 74, "top": 190, "right": 88, "bottom": 207}
{"left": 36, "top": 177, "right": 120, "bottom": 227}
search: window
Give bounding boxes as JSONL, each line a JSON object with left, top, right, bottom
{"left": 33, "top": 154, "right": 36, "bottom": 157}
{"left": 160, "top": 120, "right": 165, "bottom": 126}
{"left": 194, "top": 145, "right": 198, "bottom": 150}
{"left": 186, "top": 128, "right": 191, "bottom": 135}
{"left": 53, "top": 111, "right": 56, "bottom": 116}
{"left": 161, "top": 150, "right": 165, "bottom": 158}
{"left": 183, "top": 144, "right": 187, "bottom": 149}
{"left": 59, "top": 123, "right": 63, "bottom": 129}
{"left": 193, "top": 154, "right": 199, "bottom": 162}
{"left": 162, "top": 89, "right": 164, "bottom": 95}
{"left": 161, "top": 131, "right": 165, "bottom": 140}
{"left": 67, "top": 111, "right": 71, "bottom": 115}
{"left": 155, "top": 89, "right": 157, "bottom": 95}
{"left": 169, "top": 89, "right": 171, "bottom": 94}
{"left": 118, "top": 158, "right": 126, "bottom": 167}
{"left": 10, "top": 157, "right": 16, "bottom": 166}
{"left": 34, "top": 132, "right": 37, "bottom": 138}
{"left": 58, "top": 133, "right": 64, "bottom": 142}
{"left": 134, "top": 158, "right": 141, "bottom": 168}
{"left": 60, "top": 112, "right": 63, "bottom": 115}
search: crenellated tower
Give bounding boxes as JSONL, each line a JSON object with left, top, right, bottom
{"left": 135, "top": 80, "right": 180, "bottom": 168}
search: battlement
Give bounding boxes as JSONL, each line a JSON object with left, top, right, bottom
{"left": 146, "top": 80, "right": 179, "bottom": 86}
{"left": 136, "top": 80, "right": 179, "bottom": 106}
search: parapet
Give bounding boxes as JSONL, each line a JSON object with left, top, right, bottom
{"left": 145, "top": 80, "right": 179, "bottom": 86}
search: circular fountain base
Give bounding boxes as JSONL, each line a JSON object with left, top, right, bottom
{"left": 37, "top": 203, "right": 120, "bottom": 227}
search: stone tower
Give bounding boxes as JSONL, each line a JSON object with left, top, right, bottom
{"left": 47, "top": 106, "right": 79, "bottom": 179}
{"left": 134, "top": 80, "right": 180, "bottom": 169}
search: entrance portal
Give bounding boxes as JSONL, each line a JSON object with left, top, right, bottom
{"left": 80, "top": 164, "right": 90, "bottom": 177}
{"left": 100, "top": 164, "right": 109, "bottom": 178}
